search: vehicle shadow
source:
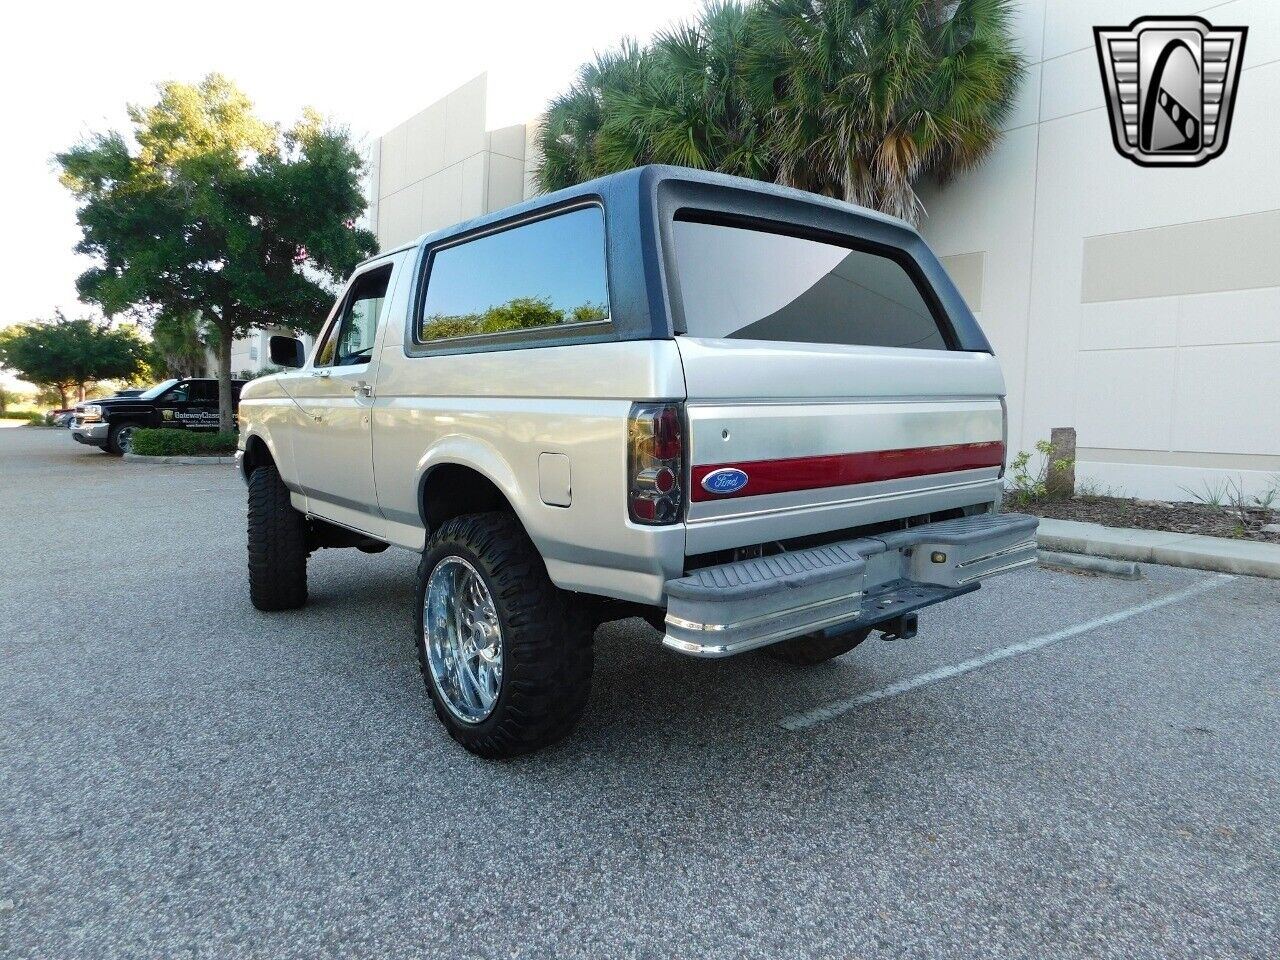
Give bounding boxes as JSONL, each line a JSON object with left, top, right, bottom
{"left": 292, "top": 550, "right": 953, "bottom": 791}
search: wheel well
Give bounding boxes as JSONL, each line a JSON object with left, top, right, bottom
{"left": 242, "top": 435, "right": 274, "bottom": 476}
{"left": 421, "top": 464, "right": 514, "bottom": 532}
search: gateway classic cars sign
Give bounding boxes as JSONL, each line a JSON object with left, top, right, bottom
{"left": 1094, "top": 16, "right": 1248, "bottom": 167}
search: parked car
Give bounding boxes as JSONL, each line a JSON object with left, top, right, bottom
{"left": 70, "top": 378, "right": 246, "bottom": 455}
{"left": 45, "top": 408, "right": 76, "bottom": 427}
{"left": 236, "top": 166, "right": 1037, "bottom": 757}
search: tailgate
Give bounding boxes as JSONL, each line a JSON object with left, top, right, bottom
{"left": 677, "top": 337, "right": 1007, "bottom": 555}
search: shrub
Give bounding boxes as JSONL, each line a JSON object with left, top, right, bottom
{"left": 129, "top": 428, "right": 238, "bottom": 457}
{"left": 1, "top": 411, "right": 46, "bottom": 423}
{"left": 1180, "top": 476, "right": 1280, "bottom": 535}
{"left": 1006, "top": 438, "right": 1075, "bottom": 505}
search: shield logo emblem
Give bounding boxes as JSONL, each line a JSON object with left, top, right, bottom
{"left": 1094, "top": 17, "right": 1247, "bottom": 167}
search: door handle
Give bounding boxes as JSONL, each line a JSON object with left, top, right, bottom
{"left": 351, "top": 380, "right": 373, "bottom": 397}
{"left": 311, "top": 369, "right": 331, "bottom": 379}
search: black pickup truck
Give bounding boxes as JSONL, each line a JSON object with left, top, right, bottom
{"left": 70, "top": 378, "right": 246, "bottom": 455}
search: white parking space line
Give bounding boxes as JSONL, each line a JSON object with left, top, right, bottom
{"left": 780, "top": 574, "right": 1236, "bottom": 732}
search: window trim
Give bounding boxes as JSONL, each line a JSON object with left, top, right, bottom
{"left": 668, "top": 208, "right": 960, "bottom": 351}
{"left": 406, "top": 199, "right": 613, "bottom": 356}
{"left": 313, "top": 263, "right": 394, "bottom": 369}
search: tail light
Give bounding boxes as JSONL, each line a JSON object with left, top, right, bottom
{"left": 628, "top": 402, "right": 685, "bottom": 524}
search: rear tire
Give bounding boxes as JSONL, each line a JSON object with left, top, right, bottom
{"left": 416, "top": 512, "right": 593, "bottom": 758}
{"left": 247, "top": 465, "right": 308, "bottom": 611}
{"left": 764, "top": 627, "right": 871, "bottom": 666}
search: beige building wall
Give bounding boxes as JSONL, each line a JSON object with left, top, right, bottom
{"left": 919, "top": 0, "right": 1280, "bottom": 499}
{"left": 366, "top": 74, "right": 534, "bottom": 252}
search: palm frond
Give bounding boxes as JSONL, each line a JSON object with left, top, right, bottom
{"left": 536, "top": 0, "right": 1023, "bottom": 222}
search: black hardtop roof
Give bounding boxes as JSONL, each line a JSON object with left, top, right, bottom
{"left": 414, "top": 165, "right": 917, "bottom": 250}
{"left": 360, "top": 164, "right": 990, "bottom": 353}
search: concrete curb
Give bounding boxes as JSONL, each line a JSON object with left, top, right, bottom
{"left": 1038, "top": 550, "right": 1142, "bottom": 580}
{"left": 1037, "top": 518, "right": 1280, "bottom": 579}
{"left": 123, "top": 453, "right": 236, "bottom": 466}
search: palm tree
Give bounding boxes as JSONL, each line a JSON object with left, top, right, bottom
{"left": 596, "top": 2, "right": 775, "bottom": 181}
{"left": 536, "top": 40, "right": 651, "bottom": 192}
{"left": 535, "top": 0, "right": 1023, "bottom": 224}
{"left": 747, "top": 0, "right": 1024, "bottom": 220}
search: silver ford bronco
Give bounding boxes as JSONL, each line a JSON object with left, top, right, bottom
{"left": 237, "top": 166, "right": 1037, "bottom": 757}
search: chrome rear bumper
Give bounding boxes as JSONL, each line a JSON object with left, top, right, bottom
{"left": 663, "top": 512, "right": 1038, "bottom": 658}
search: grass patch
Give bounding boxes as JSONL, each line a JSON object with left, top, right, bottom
{"left": 130, "top": 428, "right": 238, "bottom": 457}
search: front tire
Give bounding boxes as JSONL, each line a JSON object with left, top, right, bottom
{"left": 764, "top": 627, "right": 871, "bottom": 666}
{"left": 106, "top": 422, "right": 138, "bottom": 456}
{"left": 416, "top": 512, "right": 592, "bottom": 758}
{"left": 247, "top": 465, "right": 308, "bottom": 611}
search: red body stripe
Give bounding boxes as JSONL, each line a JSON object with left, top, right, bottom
{"left": 690, "top": 441, "right": 1005, "bottom": 502}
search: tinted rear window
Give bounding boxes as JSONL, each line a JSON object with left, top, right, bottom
{"left": 673, "top": 218, "right": 949, "bottom": 350}
{"left": 418, "top": 206, "right": 609, "bottom": 343}
{"left": 188, "top": 381, "right": 217, "bottom": 403}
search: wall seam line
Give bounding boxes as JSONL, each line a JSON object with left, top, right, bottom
{"left": 1018, "top": 0, "right": 1051, "bottom": 455}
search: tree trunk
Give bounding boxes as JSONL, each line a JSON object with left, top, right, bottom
{"left": 56, "top": 385, "right": 69, "bottom": 409}
{"left": 216, "top": 325, "right": 235, "bottom": 432}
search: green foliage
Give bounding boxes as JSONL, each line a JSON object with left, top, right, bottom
{"left": 129, "top": 428, "right": 239, "bottom": 457}
{"left": 0, "top": 311, "right": 153, "bottom": 408}
{"left": 536, "top": 0, "right": 1024, "bottom": 222}
{"left": 150, "top": 310, "right": 211, "bottom": 379}
{"left": 421, "top": 297, "right": 608, "bottom": 341}
{"left": 57, "top": 73, "right": 378, "bottom": 430}
{"left": 0, "top": 411, "right": 46, "bottom": 423}
{"left": 1007, "top": 438, "right": 1074, "bottom": 505}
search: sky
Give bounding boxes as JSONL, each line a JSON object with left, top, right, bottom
{"left": 0, "top": 0, "right": 700, "bottom": 341}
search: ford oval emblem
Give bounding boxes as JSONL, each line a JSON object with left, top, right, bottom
{"left": 701, "top": 468, "right": 749, "bottom": 495}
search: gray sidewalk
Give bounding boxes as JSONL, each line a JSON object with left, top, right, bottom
{"left": 1037, "top": 517, "right": 1280, "bottom": 579}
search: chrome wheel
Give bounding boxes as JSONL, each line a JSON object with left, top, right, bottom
{"left": 423, "top": 555, "right": 503, "bottom": 724}
{"left": 117, "top": 425, "right": 137, "bottom": 453}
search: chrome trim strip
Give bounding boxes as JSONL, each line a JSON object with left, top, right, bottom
{"left": 684, "top": 395, "right": 1001, "bottom": 407}
{"left": 956, "top": 555, "right": 1038, "bottom": 586}
{"left": 956, "top": 539, "right": 1039, "bottom": 568}
{"left": 685, "top": 475, "right": 996, "bottom": 524}
{"left": 664, "top": 606, "right": 869, "bottom": 658}
{"left": 665, "top": 588, "right": 864, "bottom": 633}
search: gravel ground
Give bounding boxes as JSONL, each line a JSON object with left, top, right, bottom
{"left": 3, "top": 427, "right": 1278, "bottom": 959}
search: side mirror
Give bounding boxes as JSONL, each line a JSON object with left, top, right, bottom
{"left": 269, "top": 335, "right": 306, "bottom": 369}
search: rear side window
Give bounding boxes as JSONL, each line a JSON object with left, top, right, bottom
{"left": 187, "top": 381, "right": 217, "bottom": 404}
{"left": 672, "top": 217, "right": 950, "bottom": 350}
{"left": 418, "top": 206, "right": 609, "bottom": 343}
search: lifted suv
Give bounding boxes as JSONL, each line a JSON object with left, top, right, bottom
{"left": 237, "top": 166, "right": 1037, "bottom": 757}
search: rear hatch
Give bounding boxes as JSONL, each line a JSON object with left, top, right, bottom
{"left": 670, "top": 215, "right": 1006, "bottom": 556}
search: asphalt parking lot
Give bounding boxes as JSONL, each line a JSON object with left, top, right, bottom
{"left": 2, "top": 425, "right": 1278, "bottom": 959}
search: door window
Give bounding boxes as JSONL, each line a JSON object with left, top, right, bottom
{"left": 164, "top": 381, "right": 192, "bottom": 404}
{"left": 316, "top": 265, "right": 393, "bottom": 367}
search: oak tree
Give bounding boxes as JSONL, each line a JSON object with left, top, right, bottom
{"left": 58, "top": 74, "right": 377, "bottom": 429}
